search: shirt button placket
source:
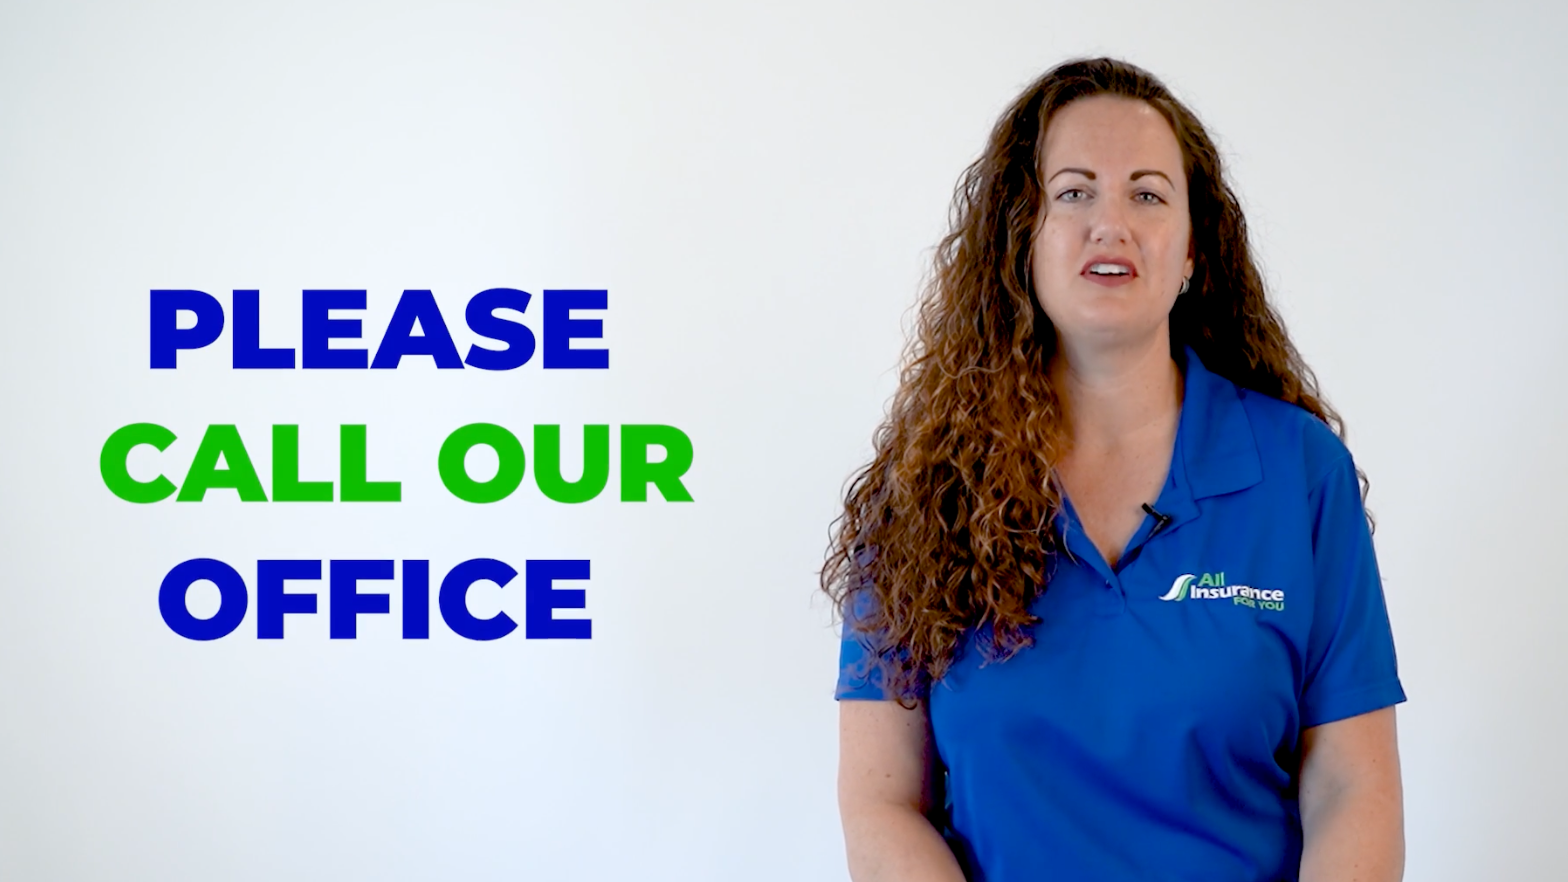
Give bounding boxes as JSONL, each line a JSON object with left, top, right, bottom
{"left": 1097, "top": 575, "right": 1127, "bottom": 615}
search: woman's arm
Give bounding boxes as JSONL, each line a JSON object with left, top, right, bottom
{"left": 1298, "top": 706, "right": 1404, "bottom": 882}
{"left": 838, "top": 699, "right": 967, "bottom": 882}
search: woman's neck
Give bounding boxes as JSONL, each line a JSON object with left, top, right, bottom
{"left": 1051, "top": 333, "right": 1183, "bottom": 454}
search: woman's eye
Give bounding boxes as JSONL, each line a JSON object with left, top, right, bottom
{"left": 1134, "top": 191, "right": 1165, "bottom": 204}
{"left": 1057, "top": 188, "right": 1088, "bottom": 202}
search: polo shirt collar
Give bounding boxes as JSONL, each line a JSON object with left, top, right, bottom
{"left": 1054, "top": 344, "right": 1264, "bottom": 577}
{"left": 1175, "top": 344, "right": 1263, "bottom": 501}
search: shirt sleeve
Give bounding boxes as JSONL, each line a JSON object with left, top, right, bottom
{"left": 835, "top": 587, "right": 925, "bottom": 701}
{"left": 1299, "top": 453, "right": 1407, "bottom": 728}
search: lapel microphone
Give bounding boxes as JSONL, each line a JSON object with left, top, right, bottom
{"left": 1142, "top": 502, "right": 1175, "bottom": 538}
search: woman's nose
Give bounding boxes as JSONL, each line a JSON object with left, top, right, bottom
{"left": 1089, "top": 200, "right": 1131, "bottom": 245}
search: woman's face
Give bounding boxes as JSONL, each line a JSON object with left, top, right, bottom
{"left": 1031, "top": 95, "right": 1194, "bottom": 354}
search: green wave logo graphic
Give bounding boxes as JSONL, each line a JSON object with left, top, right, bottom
{"left": 1159, "top": 573, "right": 1195, "bottom": 602}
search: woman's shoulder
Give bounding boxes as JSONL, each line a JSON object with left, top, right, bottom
{"left": 1234, "top": 386, "right": 1353, "bottom": 487}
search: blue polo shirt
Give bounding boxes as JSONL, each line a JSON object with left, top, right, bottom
{"left": 837, "top": 345, "right": 1406, "bottom": 882}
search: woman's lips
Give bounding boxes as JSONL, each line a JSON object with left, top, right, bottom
{"left": 1078, "top": 266, "right": 1141, "bottom": 287}
{"left": 1081, "top": 260, "right": 1138, "bottom": 287}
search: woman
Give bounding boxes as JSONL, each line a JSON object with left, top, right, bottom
{"left": 824, "top": 58, "right": 1405, "bottom": 882}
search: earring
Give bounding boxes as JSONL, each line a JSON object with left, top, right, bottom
{"left": 1178, "top": 277, "right": 1191, "bottom": 295}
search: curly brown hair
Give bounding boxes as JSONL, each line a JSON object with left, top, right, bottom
{"left": 822, "top": 57, "right": 1355, "bottom": 702}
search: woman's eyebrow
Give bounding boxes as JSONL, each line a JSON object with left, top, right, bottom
{"left": 1047, "top": 167, "right": 1096, "bottom": 182}
{"left": 1131, "top": 169, "right": 1174, "bottom": 185}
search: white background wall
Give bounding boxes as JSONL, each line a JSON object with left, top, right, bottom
{"left": 1, "top": 1, "right": 1563, "bottom": 879}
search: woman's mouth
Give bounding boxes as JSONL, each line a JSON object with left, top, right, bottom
{"left": 1081, "top": 259, "right": 1137, "bottom": 286}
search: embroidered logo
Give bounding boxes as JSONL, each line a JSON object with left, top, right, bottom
{"left": 1159, "top": 572, "right": 1285, "bottom": 611}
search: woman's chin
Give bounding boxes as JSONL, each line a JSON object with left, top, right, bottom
{"left": 1053, "top": 315, "right": 1169, "bottom": 350}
